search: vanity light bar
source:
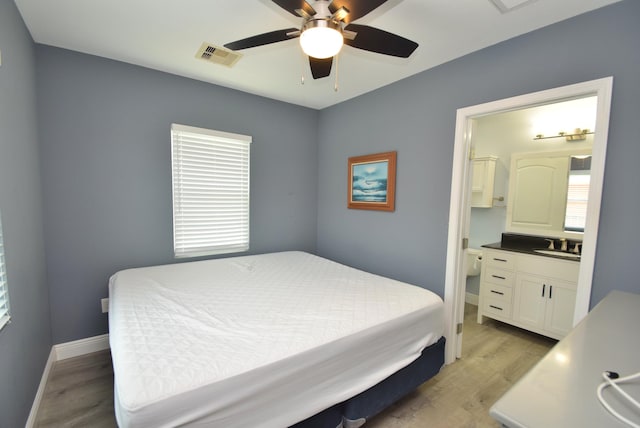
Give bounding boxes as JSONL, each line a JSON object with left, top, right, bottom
{"left": 534, "top": 128, "right": 594, "bottom": 141}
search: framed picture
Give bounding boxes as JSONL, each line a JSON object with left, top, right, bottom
{"left": 348, "top": 151, "right": 397, "bottom": 211}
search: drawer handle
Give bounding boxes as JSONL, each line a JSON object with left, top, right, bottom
{"left": 489, "top": 305, "right": 503, "bottom": 311}
{"left": 492, "top": 275, "right": 506, "bottom": 280}
{"left": 491, "top": 290, "right": 504, "bottom": 295}
{"left": 493, "top": 258, "right": 508, "bottom": 262}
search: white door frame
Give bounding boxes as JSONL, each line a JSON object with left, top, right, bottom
{"left": 443, "top": 77, "right": 614, "bottom": 364}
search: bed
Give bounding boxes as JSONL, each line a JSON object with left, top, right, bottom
{"left": 108, "top": 251, "right": 445, "bottom": 428}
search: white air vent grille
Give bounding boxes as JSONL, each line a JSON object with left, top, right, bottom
{"left": 196, "top": 43, "right": 242, "bottom": 67}
{"left": 490, "top": 0, "right": 538, "bottom": 13}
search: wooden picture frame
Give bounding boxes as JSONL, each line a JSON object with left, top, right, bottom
{"left": 347, "top": 151, "right": 397, "bottom": 211}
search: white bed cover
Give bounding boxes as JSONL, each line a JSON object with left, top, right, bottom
{"left": 109, "top": 251, "right": 443, "bottom": 428}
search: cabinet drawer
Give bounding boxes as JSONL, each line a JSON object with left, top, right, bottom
{"left": 517, "top": 254, "right": 580, "bottom": 282}
{"left": 485, "top": 266, "right": 515, "bottom": 287}
{"left": 482, "top": 297, "right": 512, "bottom": 318}
{"left": 485, "top": 251, "right": 516, "bottom": 270}
{"left": 482, "top": 283, "right": 513, "bottom": 302}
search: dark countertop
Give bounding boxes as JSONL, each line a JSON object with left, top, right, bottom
{"left": 481, "top": 233, "right": 581, "bottom": 262}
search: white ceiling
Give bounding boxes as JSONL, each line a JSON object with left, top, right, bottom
{"left": 15, "top": 0, "right": 621, "bottom": 110}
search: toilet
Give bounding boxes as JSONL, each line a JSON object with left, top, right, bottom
{"left": 467, "top": 248, "right": 483, "bottom": 277}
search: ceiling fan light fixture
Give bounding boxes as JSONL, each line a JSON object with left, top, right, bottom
{"left": 299, "top": 19, "right": 343, "bottom": 59}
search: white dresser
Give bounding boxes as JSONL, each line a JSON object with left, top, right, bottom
{"left": 490, "top": 290, "right": 640, "bottom": 427}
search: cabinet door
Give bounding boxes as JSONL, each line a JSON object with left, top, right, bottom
{"left": 507, "top": 156, "right": 569, "bottom": 233}
{"left": 544, "top": 282, "right": 577, "bottom": 337}
{"left": 471, "top": 157, "right": 497, "bottom": 208}
{"left": 513, "top": 274, "right": 546, "bottom": 330}
{"left": 472, "top": 160, "right": 486, "bottom": 193}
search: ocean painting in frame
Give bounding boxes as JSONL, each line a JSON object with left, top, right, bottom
{"left": 348, "top": 151, "right": 396, "bottom": 211}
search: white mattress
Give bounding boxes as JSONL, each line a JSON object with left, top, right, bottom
{"left": 109, "top": 251, "right": 444, "bottom": 428}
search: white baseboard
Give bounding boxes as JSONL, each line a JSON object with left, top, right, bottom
{"left": 25, "top": 348, "right": 56, "bottom": 428}
{"left": 54, "top": 333, "right": 110, "bottom": 361}
{"left": 27, "top": 334, "right": 111, "bottom": 427}
{"left": 465, "top": 292, "right": 479, "bottom": 306}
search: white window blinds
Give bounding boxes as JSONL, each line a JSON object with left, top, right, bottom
{"left": 171, "top": 124, "right": 251, "bottom": 258}
{"left": 0, "top": 211, "right": 10, "bottom": 331}
{"left": 564, "top": 173, "right": 590, "bottom": 232}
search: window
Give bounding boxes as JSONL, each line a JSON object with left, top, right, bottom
{"left": 564, "top": 173, "right": 590, "bottom": 233}
{"left": 171, "top": 124, "right": 251, "bottom": 258}
{"left": 564, "top": 155, "right": 592, "bottom": 233}
{"left": 0, "top": 211, "right": 10, "bottom": 331}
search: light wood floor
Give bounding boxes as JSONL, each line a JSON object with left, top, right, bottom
{"left": 34, "top": 304, "right": 556, "bottom": 427}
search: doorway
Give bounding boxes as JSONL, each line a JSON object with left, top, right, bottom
{"left": 443, "top": 77, "right": 614, "bottom": 364}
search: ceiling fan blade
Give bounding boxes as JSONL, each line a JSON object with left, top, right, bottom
{"left": 224, "top": 28, "right": 299, "bottom": 51}
{"left": 343, "top": 24, "right": 418, "bottom": 58}
{"left": 309, "top": 57, "right": 333, "bottom": 79}
{"left": 272, "top": 0, "right": 317, "bottom": 17}
{"left": 329, "top": 0, "right": 388, "bottom": 23}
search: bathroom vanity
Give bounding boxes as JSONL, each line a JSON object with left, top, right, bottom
{"left": 477, "top": 235, "right": 581, "bottom": 340}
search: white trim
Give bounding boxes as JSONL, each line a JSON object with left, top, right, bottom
{"left": 54, "top": 333, "right": 110, "bottom": 361}
{"left": 170, "top": 123, "right": 252, "bottom": 259}
{"left": 573, "top": 80, "right": 613, "bottom": 324}
{"left": 171, "top": 123, "right": 252, "bottom": 144}
{"left": 25, "top": 348, "right": 56, "bottom": 428}
{"left": 465, "top": 292, "right": 479, "bottom": 306}
{"left": 444, "top": 109, "right": 474, "bottom": 362}
{"left": 27, "top": 334, "right": 111, "bottom": 426}
{"left": 444, "top": 77, "right": 614, "bottom": 365}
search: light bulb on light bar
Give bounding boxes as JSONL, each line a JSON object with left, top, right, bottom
{"left": 299, "top": 20, "right": 343, "bottom": 59}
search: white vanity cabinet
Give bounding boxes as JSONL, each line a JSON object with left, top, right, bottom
{"left": 513, "top": 274, "right": 577, "bottom": 338}
{"left": 478, "top": 248, "right": 579, "bottom": 340}
{"left": 477, "top": 250, "right": 516, "bottom": 321}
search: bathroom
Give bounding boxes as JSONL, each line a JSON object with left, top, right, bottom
{"left": 465, "top": 96, "right": 597, "bottom": 312}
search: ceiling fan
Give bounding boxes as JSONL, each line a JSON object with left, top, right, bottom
{"left": 224, "top": 0, "right": 418, "bottom": 80}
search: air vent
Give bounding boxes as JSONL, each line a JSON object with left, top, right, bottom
{"left": 490, "top": 0, "right": 538, "bottom": 13}
{"left": 195, "top": 43, "right": 242, "bottom": 67}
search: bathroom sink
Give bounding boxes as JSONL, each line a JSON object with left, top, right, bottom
{"left": 533, "top": 249, "right": 581, "bottom": 259}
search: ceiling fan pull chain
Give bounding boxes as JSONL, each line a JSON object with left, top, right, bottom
{"left": 334, "top": 52, "right": 339, "bottom": 92}
{"left": 300, "top": 51, "right": 306, "bottom": 85}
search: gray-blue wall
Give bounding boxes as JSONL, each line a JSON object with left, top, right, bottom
{"left": 0, "top": 1, "right": 52, "bottom": 426}
{"left": 317, "top": 0, "right": 640, "bottom": 305}
{"left": 2, "top": 1, "right": 640, "bottom": 425}
{"left": 36, "top": 47, "right": 319, "bottom": 344}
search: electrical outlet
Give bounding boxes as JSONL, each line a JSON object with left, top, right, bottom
{"left": 101, "top": 298, "right": 109, "bottom": 313}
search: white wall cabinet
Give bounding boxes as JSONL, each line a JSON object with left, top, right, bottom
{"left": 471, "top": 156, "right": 497, "bottom": 208}
{"left": 506, "top": 154, "right": 569, "bottom": 233}
{"left": 478, "top": 248, "right": 579, "bottom": 340}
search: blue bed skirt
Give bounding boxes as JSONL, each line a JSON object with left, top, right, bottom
{"left": 290, "top": 336, "right": 446, "bottom": 428}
